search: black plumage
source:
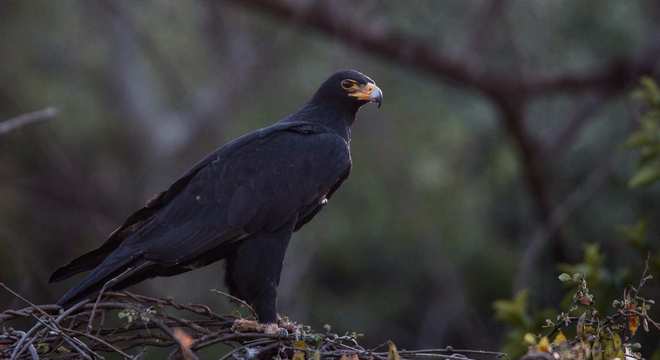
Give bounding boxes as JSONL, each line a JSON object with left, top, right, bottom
{"left": 50, "top": 70, "right": 382, "bottom": 325}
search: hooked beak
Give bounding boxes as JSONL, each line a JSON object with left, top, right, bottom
{"left": 349, "top": 82, "right": 383, "bottom": 108}
{"left": 370, "top": 85, "right": 383, "bottom": 108}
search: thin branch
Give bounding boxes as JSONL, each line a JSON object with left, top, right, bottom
{"left": 0, "top": 285, "right": 501, "bottom": 360}
{"left": 210, "top": 288, "right": 257, "bottom": 319}
{"left": 0, "top": 107, "right": 58, "bottom": 136}
{"left": 514, "top": 152, "right": 617, "bottom": 292}
{"left": 545, "top": 93, "right": 615, "bottom": 157}
{"left": 155, "top": 320, "right": 200, "bottom": 360}
{"left": 226, "top": 0, "right": 660, "bottom": 98}
{"left": 87, "top": 265, "right": 143, "bottom": 333}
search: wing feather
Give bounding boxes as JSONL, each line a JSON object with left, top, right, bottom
{"left": 141, "top": 125, "right": 351, "bottom": 264}
{"left": 51, "top": 122, "right": 350, "bottom": 284}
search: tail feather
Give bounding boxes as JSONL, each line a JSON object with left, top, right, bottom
{"left": 56, "top": 250, "right": 140, "bottom": 307}
{"left": 50, "top": 242, "right": 126, "bottom": 283}
{"left": 50, "top": 253, "right": 104, "bottom": 283}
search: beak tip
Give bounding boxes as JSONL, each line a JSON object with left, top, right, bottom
{"left": 371, "top": 86, "right": 383, "bottom": 109}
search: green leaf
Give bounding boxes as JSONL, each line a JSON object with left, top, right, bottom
{"left": 618, "top": 220, "right": 647, "bottom": 247}
{"left": 640, "top": 77, "right": 660, "bottom": 106}
{"left": 629, "top": 164, "right": 660, "bottom": 188}
{"left": 625, "top": 132, "right": 653, "bottom": 148}
{"left": 558, "top": 273, "right": 572, "bottom": 282}
{"left": 493, "top": 290, "right": 530, "bottom": 327}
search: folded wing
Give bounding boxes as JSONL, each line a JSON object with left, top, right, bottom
{"left": 51, "top": 122, "right": 351, "bottom": 305}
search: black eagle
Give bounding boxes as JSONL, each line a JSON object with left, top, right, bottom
{"left": 50, "top": 70, "right": 382, "bottom": 331}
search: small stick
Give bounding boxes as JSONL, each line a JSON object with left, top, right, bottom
{"left": 65, "top": 328, "right": 133, "bottom": 359}
{"left": 0, "top": 107, "right": 58, "bottom": 135}
{"left": 88, "top": 265, "right": 147, "bottom": 332}
{"left": 154, "top": 320, "right": 200, "bottom": 360}
{"left": 210, "top": 288, "right": 258, "bottom": 318}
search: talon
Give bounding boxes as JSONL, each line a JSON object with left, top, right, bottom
{"left": 232, "top": 319, "right": 260, "bottom": 332}
{"left": 233, "top": 319, "right": 288, "bottom": 335}
{"left": 277, "top": 315, "right": 299, "bottom": 333}
{"left": 263, "top": 323, "right": 287, "bottom": 336}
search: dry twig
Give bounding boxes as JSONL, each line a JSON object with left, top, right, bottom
{"left": 0, "top": 284, "right": 505, "bottom": 360}
{"left": 0, "top": 108, "right": 58, "bottom": 136}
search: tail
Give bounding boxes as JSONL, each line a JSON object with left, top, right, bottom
{"left": 50, "top": 247, "right": 112, "bottom": 283}
{"left": 55, "top": 249, "right": 147, "bottom": 307}
{"left": 48, "top": 236, "right": 132, "bottom": 283}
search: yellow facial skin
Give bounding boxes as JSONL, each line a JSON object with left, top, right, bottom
{"left": 342, "top": 79, "right": 383, "bottom": 107}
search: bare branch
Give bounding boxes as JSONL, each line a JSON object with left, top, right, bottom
{"left": 226, "top": 0, "right": 660, "bottom": 98}
{"left": 0, "top": 107, "right": 58, "bottom": 136}
{"left": 545, "top": 94, "right": 615, "bottom": 157}
{"left": 514, "top": 153, "right": 617, "bottom": 292}
{"left": 0, "top": 285, "right": 505, "bottom": 360}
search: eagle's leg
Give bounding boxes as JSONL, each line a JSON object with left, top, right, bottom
{"left": 226, "top": 223, "right": 293, "bottom": 334}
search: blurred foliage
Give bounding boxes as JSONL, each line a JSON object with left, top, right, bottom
{"left": 527, "top": 265, "right": 656, "bottom": 360}
{"left": 495, "top": 243, "right": 657, "bottom": 359}
{"left": 495, "top": 79, "right": 660, "bottom": 359}
{"left": 628, "top": 78, "right": 660, "bottom": 188}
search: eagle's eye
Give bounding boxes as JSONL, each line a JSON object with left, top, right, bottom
{"left": 341, "top": 79, "right": 356, "bottom": 90}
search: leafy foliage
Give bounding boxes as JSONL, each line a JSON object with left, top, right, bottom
{"left": 496, "top": 246, "right": 658, "bottom": 359}
{"left": 627, "top": 78, "right": 660, "bottom": 188}
{"left": 495, "top": 78, "right": 660, "bottom": 359}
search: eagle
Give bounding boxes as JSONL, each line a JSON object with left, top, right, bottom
{"left": 50, "top": 69, "right": 383, "bottom": 333}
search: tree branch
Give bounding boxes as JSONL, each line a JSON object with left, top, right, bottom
{"left": 0, "top": 285, "right": 504, "bottom": 360}
{"left": 0, "top": 107, "right": 58, "bottom": 136}
{"left": 226, "top": 0, "right": 660, "bottom": 98}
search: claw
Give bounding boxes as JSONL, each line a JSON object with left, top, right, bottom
{"left": 232, "top": 319, "right": 288, "bottom": 335}
{"left": 277, "top": 316, "right": 299, "bottom": 333}
{"left": 264, "top": 323, "right": 288, "bottom": 336}
{"left": 232, "top": 319, "right": 260, "bottom": 332}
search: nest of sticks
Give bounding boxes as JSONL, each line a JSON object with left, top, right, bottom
{"left": 0, "top": 284, "right": 506, "bottom": 360}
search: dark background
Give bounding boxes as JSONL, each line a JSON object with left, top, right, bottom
{"left": 1, "top": 1, "right": 659, "bottom": 358}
